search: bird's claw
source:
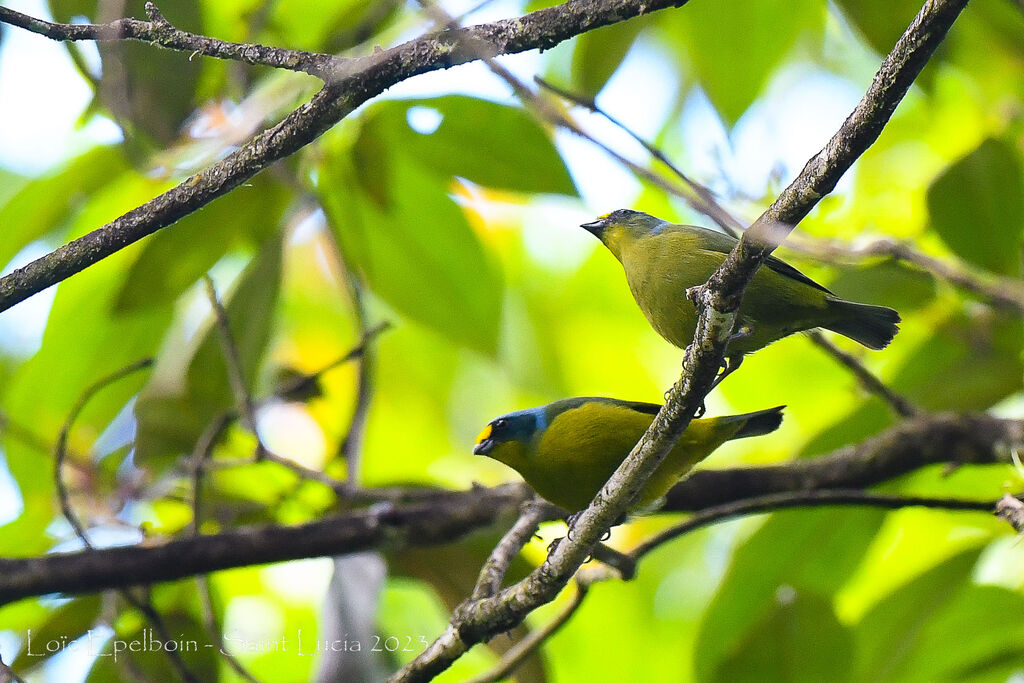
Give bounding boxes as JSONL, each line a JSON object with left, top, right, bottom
{"left": 729, "top": 325, "right": 753, "bottom": 344}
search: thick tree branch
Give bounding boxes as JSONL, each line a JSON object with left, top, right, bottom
{"left": 0, "top": 413, "right": 1018, "bottom": 606}
{"left": 0, "top": 484, "right": 530, "bottom": 606}
{"left": 0, "top": 0, "right": 687, "bottom": 313}
{"left": 393, "top": 1, "right": 970, "bottom": 679}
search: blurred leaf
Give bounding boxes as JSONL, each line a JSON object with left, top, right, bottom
{"left": 802, "top": 309, "right": 1023, "bottom": 456}
{"left": 834, "top": 0, "right": 924, "bottom": 56}
{"left": 85, "top": 612, "right": 220, "bottom": 683}
{"left": 0, "top": 174, "right": 174, "bottom": 554}
{"left": 319, "top": 153, "right": 503, "bottom": 355}
{"left": 360, "top": 96, "right": 577, "bottom": 196}
{"left": 265, "top": 0, "right": 400, "bottom": 52}
{"left": 96, "top": 1, "right": 202, "bottom": 146}
{"left": 927, "top": 137, "right": 1024, "bottom": 276}
{"left": 115, "top": 173, "right": 290, "bottom": 312}
{"left": 571, "top": 17, "right": 648, "bottom": 98}
{"left": 0, "top": 145, "right": 129, "bottom": 270}
{"left": 47, "top": 0, "right": 98, "bottom": 22}
{"left": 712, "top": 591, "right": 853, "bottom": 683}
{"left": 851, "top": 548, "right": 1024, "bottom": 681}
{"left": 695, "top": 508, "right": 885, "bottom": 680}
{"left": 891, "top": 310, "right": 1023, "bottom": 411}
{"left": 13, "top": 596, "right": 102, "bottom": 670}
{"left": 662, "top": 0, "right": 824, "bottom": 124}
{"left": 135, "top": 237, "right": 283, "bottom": 464}
{"left": 826, "top": 259, "right": 937, "bottom": 313}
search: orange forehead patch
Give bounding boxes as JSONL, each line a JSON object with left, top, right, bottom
{"left": 475, "top": 423, "right": 492, "bottom": 444}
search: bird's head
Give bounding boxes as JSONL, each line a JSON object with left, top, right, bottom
{"left": 580, "top": 209, "right": 665, "bottom": 258}
{"left": 473, "top": 407, "right": 546, "bottom": 469}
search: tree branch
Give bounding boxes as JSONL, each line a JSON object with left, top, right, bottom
{"left": 0, "top": 0, "right": 688, "bottom": 313}
{"left": 392, "top": 1, "right": 970, "bottom": 679}
{"left": 786, "top": 234, "right": 1024, "bottom": 313}
{"left": 0, "top": 484, "right": 530, "bottom": 606}
{"left": 0, "top": 2, "right": 336, "bottom": 77}
{"left": 0, "top": 412, "right": 1018, "bottom": 606}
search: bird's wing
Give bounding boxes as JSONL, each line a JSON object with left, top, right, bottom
{"left": 576, "top": 397, "right": 661, "bottom": 416}
{"left": 673, "top": 224, "right": 833, "bottom": 295}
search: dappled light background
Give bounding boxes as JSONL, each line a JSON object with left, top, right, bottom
{"left": 1, "top": 0, "right": 1023, "bottom": 681}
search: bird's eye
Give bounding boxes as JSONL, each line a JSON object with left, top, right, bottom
{"left": 493, "top": 418, "right": 506, "bottom": 430}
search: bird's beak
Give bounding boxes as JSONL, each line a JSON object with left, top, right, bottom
{"left": 580, "top": 217, "right": 607, "bottom": 238}
{"left": 473, "top": 423, "right": 494, "bottom": 455}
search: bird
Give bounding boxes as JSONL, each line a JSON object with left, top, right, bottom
{"left": 580, "top": 209, "right": 900, "bottom": 383}
{"left": 473, "top": 397, "right": 784, "bottom": 513}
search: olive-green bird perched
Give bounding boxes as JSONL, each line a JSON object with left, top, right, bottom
{"left": 474, "top": 397, "right": 784, "bottom": 513}
{"left": 580, "top": 210, "right": 900, "bottom": 381}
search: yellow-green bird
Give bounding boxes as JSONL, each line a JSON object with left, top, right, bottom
{"left": 474, "top": 397, "right": 784, "bottom": 513}
{"left": 581, "top": 209, "right": 900, "bottom": 378}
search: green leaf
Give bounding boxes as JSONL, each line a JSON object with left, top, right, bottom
{"left": 571, "top": 17, "right": 649, "bottom": 98}
{"left": 927, "top": 137, "right": 1024, "bottom": 276}
{"left": 851, "top": 548, "right": 1022, "bottom": 682}
{"left": 694, "top": 508, "right": 885, "bottom": 680}
{"left": 826, "top": 260, "right": 937, "bottom": 313}
{"left": 0, "top": 174, "right": 174, "bottom": 554}
{"left": 801, "top": 310, "right": 1023, "bottom": 456}
{"left": 85, "top": 612, "right": 220, "bottom": 683}
{"left": 115, "top": 173, "right": 290, "bottom": 312}
{"left": 661, "top": 0, "right": 825, "bottom": 124}
{"left": 360, "top": 96, "right": 577, "bottom": 196}
{"left": 96, "top": 1, "right": 203, "bottom": 145}
{"left": 712, "top": 592, "right": 854, "bottom": 683}
{"left": 0, "top": 145, "right": 129, "bottom": 270}
{"left": 319, "top": 153, "right": 504, "bottom": 355}
{"left": 47, "top": 0, "right": 99, "bottom": 22}
{"left": 134, "top": 238, "right": 283, "bottom": 464}
{"left": 13, "top": 596, "right": 102, "bottom": 670}
{"left": 835, "top": 0, "right": 928, "bottom": 57}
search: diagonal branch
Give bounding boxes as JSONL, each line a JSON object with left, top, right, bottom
{"left": 0, "top": 0, "right": 690, "bottom": 313}
{"left": 392, "top": 1, "right": 970, "bottom": 680}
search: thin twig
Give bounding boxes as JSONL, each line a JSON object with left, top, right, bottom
{"left": 0, "top": 2, "right": 337, "bottom": 78}
{"left": 54, "top": 358, "right": 199, "bottom": 682}
{"left": 193, "top": 322, "right": 390, "bottom": 496}
{"left": 269, "top": 321, "right": 389, "bottom": 402}
{"left": 203, "top": 275, "right": 259, "bottom": 440}
{"left": 195, "top": 576, "right": 261, "bottom": 683}
{"left": 465, "top": 579, "right": 590, "bottom": 683}
{"left": 806, "top": 331, "right": 920, "bottom": 418}
{"left": 535, "top": 76, "right": 745, "bottom": 237}
{"left": 471, "top": 499, "right": 558, "bottom": 601}
{"left": 188, "top": 413, "right": 233, "bottom": 535}
{"left": 787, "top": 234, "right": 1024, "bottom": 314}
{"left": 55, "top": 357, "right": 154, "bottom": 541}
{"left": 631, "top": 489, "right": 996, "bottom": 560}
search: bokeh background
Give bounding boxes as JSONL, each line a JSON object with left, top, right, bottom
{"left": 1, "top": 0, "right": 1023, "bottom": 680}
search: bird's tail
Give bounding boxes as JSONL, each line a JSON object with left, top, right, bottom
{"left": 824, "top": 299, "right": 901, "bottom": 350}
{"left": 726, "top": 406, "right": 785, "bottom": 440}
